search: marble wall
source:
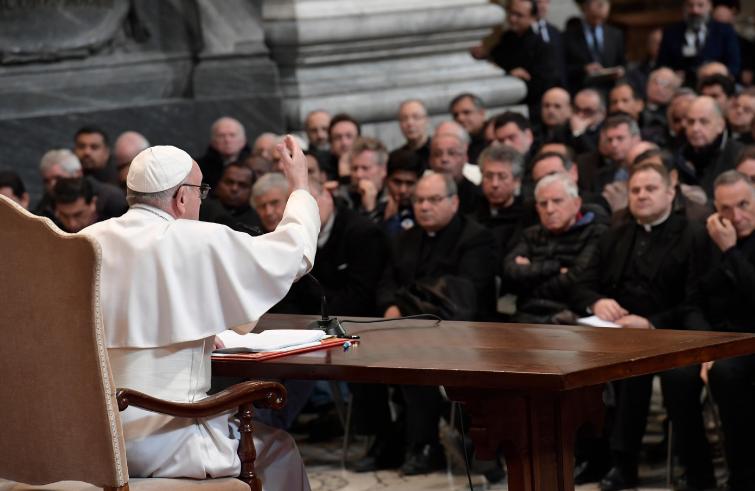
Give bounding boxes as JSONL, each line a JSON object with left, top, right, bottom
{"left": 1, "top": 0, "right": 527, "bottom": 202}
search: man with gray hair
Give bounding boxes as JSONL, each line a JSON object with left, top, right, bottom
{"left": 197, "top": 116, "right": 251, "bottom": 191}
{"left": 428, "top": 129, "right": 482, "bottom": 214}
{"left": 252, "top": 172, "right": 290, "bottom": 233}
{"left": 503, "top": 172, "right": 606, "bottom": 324}
{"left": 82, "top": 136, "right": 318, "bottom": 489}
{"left": 342, "top": 136, "right": 390, "bottom": 222}
{"left": 473, "top": 145, "right": 526, "bottom": 255}
{"left": 676, "top": 95, "right": 744, "bottom": 198}
{"left": 34, "top": 148, "right": 127, "bottom": 225}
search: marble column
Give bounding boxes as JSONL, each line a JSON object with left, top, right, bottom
{"left": 262, "top": 0, "right": 526, "bottom": 148}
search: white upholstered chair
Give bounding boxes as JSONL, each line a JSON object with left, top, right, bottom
{"left": 0, "top": 195, "right": 285, "bottom": 491}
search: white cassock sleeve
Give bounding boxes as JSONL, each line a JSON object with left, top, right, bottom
{"left": 86, "top": 189, "right": 320, "bottom": 348}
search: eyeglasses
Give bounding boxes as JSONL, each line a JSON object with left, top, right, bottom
{"left": 180, "top": 183, "right": 211, "bottom": 200}
{"left": 411, "top": 194, "right": 452, "bottom": 205}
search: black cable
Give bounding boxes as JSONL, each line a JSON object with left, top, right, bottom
{"left": 456, "top": 402, "right": 475, "bottom": 491}
{"left": 340, "top": 314, "right": 442, "bottom": 325}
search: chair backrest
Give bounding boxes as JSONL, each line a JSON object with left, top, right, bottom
{"left": 0, "top": 196, "right": 128, "bottom": 487}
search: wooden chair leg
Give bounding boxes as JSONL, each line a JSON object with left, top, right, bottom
{"left": 237, "top": 403, "right": 261, "bottom": 491}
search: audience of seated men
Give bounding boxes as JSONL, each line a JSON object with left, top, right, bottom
{"left": 570, "top": 162, "right": 710, "bottom": 491}
{"left": 658, "top": 0, "right": 741, "bottom": 87}
{"left": 196, "top": 116, "right": 251, "bottom": 190}
{"left": 503, "top": 172, "right": 606, "bottom": 324}
{"left": 0, "top": 170, "right": 30, "bottom": 209}
{"left": 675, "top": 95, "right": 744, "bottom": 197}
{"left": 34, "top": 148, "right": 128, "bottom": 227}
{"left": 564, "top": 0, "right": 625, "bottom": 94}
{"left": 377, "top": 173, "right": 496, "bottom": 474}
{"left": 449, "top": 92, "right": 488, "bottom": 165}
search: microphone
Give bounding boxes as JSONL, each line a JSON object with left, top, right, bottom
{"left": 306, "top": 274, "right": 353, "bottom": 338}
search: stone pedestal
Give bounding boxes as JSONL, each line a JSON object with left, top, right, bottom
{"left": 262, "top": 0, "right": 526, "bottom": 148}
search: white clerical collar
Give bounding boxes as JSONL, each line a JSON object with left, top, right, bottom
{"left": 318, "top": 210, "right": 336, "bottom": 248}
{"left": 637, "top": 209, "right": 671, "bottom": 232}
{"left": 131, "top": 204, "right": 175, "bottom": 222}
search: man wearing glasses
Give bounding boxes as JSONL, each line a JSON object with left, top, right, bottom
{"left": 82, "top": 139, "right": 319, "bottom": 490}
{"left": 377, "top": 172, "right": 496, "bottom": 474}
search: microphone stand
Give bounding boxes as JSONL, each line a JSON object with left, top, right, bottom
{"left": 306, "top": 274, "right": 352, "bottom": 338}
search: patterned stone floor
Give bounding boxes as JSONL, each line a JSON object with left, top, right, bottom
{"left": 296, "top": 379, "right": 727, "bottom": 491}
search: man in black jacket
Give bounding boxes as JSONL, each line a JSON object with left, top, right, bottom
{"left": 504, "top": 172, "right": 606, "bottom": 323}
{"left": 699, "top": 170, "right": 755, "bottom": 491}
{"left": 675, "top": 95, "right": 743, "bottom": 198}
{"left": 378, "top": 172, "right": 496, "bottom": 475}
{"left": 571, "top": 162, "right": 711, "bottom": 491}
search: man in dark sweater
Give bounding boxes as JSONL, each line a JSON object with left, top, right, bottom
{"left": 571, "top": 162, "right": 710, "bottom": 491}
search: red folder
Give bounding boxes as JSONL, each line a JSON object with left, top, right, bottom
{"left": 211, "top": 336, "right": 354, "bottom": 362}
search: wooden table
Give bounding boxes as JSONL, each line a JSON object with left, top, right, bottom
{"left": 213, "top": 314, "right": 755, "bottom": 491}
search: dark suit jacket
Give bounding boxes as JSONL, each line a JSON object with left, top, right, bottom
{"left": 197, "top": 144, "right": 252, "bottom": 191}
{"left": 490, "top": 28, "right": 560, "bottom": 105}
{"left": 658, "top": 20, "right": 741, "bottom": 83}
{"left": 564, "top": 21, "right": 625, "bottom": 93}
{"left": 571, "top": 213, "right": 709, "bottom": 330}
{"left": 675, "top": 136, "right": 743, "bottom": 199}
{"left": 701, "top": 232, "right": 755, "bottom": 332}
{"left": 377, "top": 214, "right": 497, "bottom": 320}
{"left": 273, "top": 207, "right": 390, "bottom": 317}
{"left": 576, "top": 151, "right": 616, "bottom": 194}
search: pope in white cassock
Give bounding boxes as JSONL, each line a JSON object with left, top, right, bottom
{"left": 82, "top": 136, "right": 319, "bottom": 490}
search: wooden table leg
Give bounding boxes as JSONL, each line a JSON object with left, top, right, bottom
{"left": 445, "top": 384, "right": 604, "bottom": 491}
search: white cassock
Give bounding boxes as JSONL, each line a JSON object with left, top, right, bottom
{"left": 83, "top": 189, "right": 320, "bottom": 491}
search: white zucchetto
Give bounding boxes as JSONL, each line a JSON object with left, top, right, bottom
{"left": 127, "top": 146, "right": 193, "bottom": 193}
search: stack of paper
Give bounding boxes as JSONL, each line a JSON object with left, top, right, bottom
{"left": 215, "top": 329, "right": 327, "bottom": 353}
{"left": 577, "top": 315, "right": 621, "bottom": 328}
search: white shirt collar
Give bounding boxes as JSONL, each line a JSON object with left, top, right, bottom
{"left": 637, "top": 209, "right": 671, "bottom": 232}
{"left": 131, "top": 204, "right": 175, "bottom": 222}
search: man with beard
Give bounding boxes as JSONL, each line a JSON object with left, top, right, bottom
{"left": 73, "top": 125, "right": 118, "bottom": 186}
{"left": 658, "top": 0, "right": 740, "bottom": 86}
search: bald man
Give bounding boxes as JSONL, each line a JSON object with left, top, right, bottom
{"left": 537, "top": 87, "right": 572, "bottom": 143}
{"left": 390, "top": 100, "right": 431, "bottom": 172}
{"left": 114, "top": 131, "right": 150, "bottom": 191}
{"left": 675, "top": 95, "right": 744, "bottom": 197}
{"left": 197, "top": 116, "right": 252, "bottom": 190}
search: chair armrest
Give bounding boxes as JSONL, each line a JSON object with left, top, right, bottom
{"left": 116, "top": 380, "right": 286, "bottom": 418}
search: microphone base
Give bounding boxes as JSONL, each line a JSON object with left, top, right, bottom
{"left": 308, "top": 317, "right": 349, "bottom": 338}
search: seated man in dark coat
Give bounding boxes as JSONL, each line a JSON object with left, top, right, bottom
{"left": 377, "top": 173, "right": 496, "bottom": 475}
{"left": 699, "top": 170, "right": 755, "bottom": 491}
{"left": 504, "top": 172, "right": 606, "bottom": 323}
{"left": 473, "top": 145, "right": 527, "bottom": 258}
{"left": 196, "top": 117, "right": 252, "bottom": 190}
{"left": 570, "top": 162, "right": 711, "bottom": 491}
{"left": 675, "top": 95, "right": 744, "bottom": 198}
{"left": 428, "top": 132, "right": 483, "bottom": 215}
{"left": 199, "top": 162, "right": 262, "bottom": 233}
